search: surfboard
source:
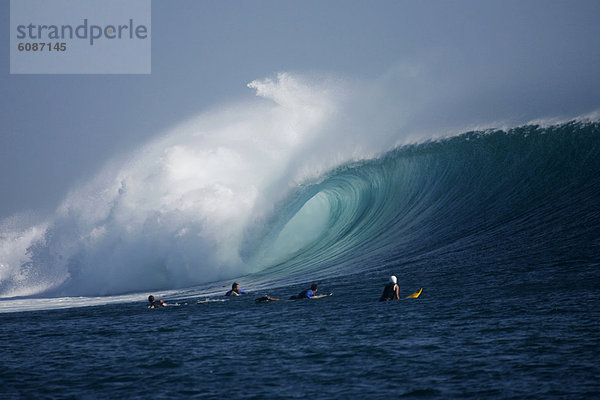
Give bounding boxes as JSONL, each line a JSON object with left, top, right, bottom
{"left": 197, "top": 298, "right": 228, "bottom": 304}
{"left": 405, "top": 288, "right": 422, "bottom": 299}
{"left": 148, "top": 302, "right": 184, "bottom": 308}
{"left": 312, "top": 293, "right": 333, "bottom": 299}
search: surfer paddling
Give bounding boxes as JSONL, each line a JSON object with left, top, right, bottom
{"left": 289, "top": 283, "right": 319, "bottom": 299}
{"left": 379, "top": 276, "right": 400, "bottom": 301}
{"left": 148, "top": 295, "right": 168, "bottom": 308}
{"left": 255, "top": 295, "right": 280, "bottom": 303}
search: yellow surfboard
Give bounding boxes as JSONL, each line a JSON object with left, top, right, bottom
{"left": 405, "top": 288, "right": 423, "bottom": 299}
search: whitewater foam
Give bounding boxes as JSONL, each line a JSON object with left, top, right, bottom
{"left": 0, "top": 73, "right": 367, "bottom": 297}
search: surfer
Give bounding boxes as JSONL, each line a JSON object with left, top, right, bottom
{"left": 379, "top": 276, "right": 400, "bottom": 301}
{"left": 289, "top": 283, "right": 318, "bottom": 300}
{"left": 255, "top": 295, "right": 280, "bottom": 303}
{"left": 148, "top": 295, "right": 167, "bottom": 308}
{"left": 225, "top": 282, "right": 248, "bottom": 296}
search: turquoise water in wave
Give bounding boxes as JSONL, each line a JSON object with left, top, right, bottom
{"left": 1, "top": 122, "right": 599, "bottom": 398}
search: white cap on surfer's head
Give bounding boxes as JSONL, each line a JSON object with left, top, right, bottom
{"left": 390, "top": 275, "right": 397, "bottom": 284}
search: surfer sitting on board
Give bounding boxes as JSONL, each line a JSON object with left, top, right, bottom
{"left": 255, "top": 295, "right": 280, "bottom": 303}
{"left": 289, "top": 283, "right": 318, "bottom": 300}
{"left": 148, "top": 295, "right": 167, "bottom": 308}
{"left": 379, "top": 276, "right": 400, "bottom": 301}
{"left": 225, "top": 282, "right": 248, "bottom": 296}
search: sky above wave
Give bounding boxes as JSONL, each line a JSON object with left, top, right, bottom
{"left": 1, "top": 0, "right": 599, "bottom": 219}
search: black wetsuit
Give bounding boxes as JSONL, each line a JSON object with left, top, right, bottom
{"left": 379, "top": 283, "right": 398, "bottom": 301}
{"left": 149, "top": 300, "right": 165, "bottom": 308}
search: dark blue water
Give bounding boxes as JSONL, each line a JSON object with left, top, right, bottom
{"left": 1, "top": 274, "right": 598, "bottom": 399}
{"left": 1, "top": 122, "right": 599, "bottom": 398}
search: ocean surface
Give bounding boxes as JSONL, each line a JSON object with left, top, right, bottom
{"left": 1, "top": 121, "right": 599, "bottom": 398}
